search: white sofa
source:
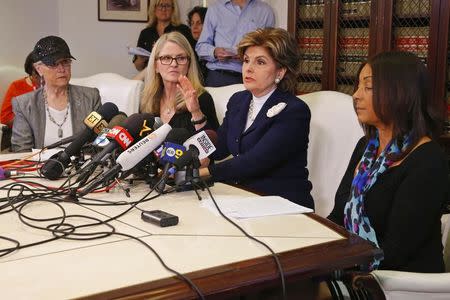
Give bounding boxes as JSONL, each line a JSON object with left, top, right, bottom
{"left": 0, "top": 65, "right": 25, "bottom": 108}
{"left": 70, "top": 73, "right": 143, "bottom": 117}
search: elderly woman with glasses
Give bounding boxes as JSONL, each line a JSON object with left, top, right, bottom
{"left": 133, "top": 0, "right": 196, "bottom": 71}
{"left": 140, "top": 31, "right": 219, "bottom": 133}
{"left": 11, "top": 36, "right": 101, "bottom": 152}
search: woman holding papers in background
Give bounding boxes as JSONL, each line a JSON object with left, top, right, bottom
{"left": 11, "top": 36, "right": 101, "bottom": 152}
{"left": 199, "top": 28, "right": 314, "bottom": 209}
{"left": 328, "top": 51, "right": 448, "bottom": 272}
{"left": 133, "top": 0, "right": 195, "bottom": 71}
{"left": 140, "top": 32, "right": 219, "bottom": 134}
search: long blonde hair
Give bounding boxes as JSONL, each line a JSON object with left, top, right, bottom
{"left": 140, "top": 31, "right": 204, "bottom": 114}
{"left": 147, "top": 0, "right": 181, "bottom": 27}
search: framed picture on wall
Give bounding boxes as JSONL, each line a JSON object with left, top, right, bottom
{"left": 98, "top": 0, "right": 149, "bottom": 22}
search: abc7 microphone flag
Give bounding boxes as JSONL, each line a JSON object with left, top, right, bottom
{"left": 160, "top": 142, "right": 186, "bottom": 164}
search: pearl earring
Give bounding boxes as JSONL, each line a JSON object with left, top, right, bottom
{"left": 274, "top": 77, "right": 281, "bottom": 84}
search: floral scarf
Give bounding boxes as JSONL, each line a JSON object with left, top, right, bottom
{"left": 344, "top": 132, "right": 411, "bottom": 270}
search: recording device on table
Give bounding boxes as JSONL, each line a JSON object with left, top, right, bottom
{"left": 141, "top": 210, "right": 178, "bottom": 227}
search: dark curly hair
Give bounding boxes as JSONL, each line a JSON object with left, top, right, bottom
{"left": 187, "top": 6, "right": 207, "bottom": 26}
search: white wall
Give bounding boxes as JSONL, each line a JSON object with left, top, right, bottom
{"left": 0, "top": 0, "right": 58, "bottom": 69}
{"left": 0, "top": 0, "right": 288, "bottom": 79}
{"left": 58, "top": 0, "right": 144, "bottom": 78}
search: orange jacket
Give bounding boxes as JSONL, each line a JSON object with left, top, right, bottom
{"left": 1, "top": 77, "right": 36, "bottom": 127}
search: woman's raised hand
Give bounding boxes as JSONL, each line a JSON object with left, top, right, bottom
{"left": 177, "top": 75, "right": 200, "bottom": 114}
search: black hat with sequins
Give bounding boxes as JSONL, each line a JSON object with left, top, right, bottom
{"left": 33, "top": 35, "right": 76, "bottom": 66}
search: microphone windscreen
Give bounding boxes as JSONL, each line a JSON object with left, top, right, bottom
{"left": 98, "top": 102, "right": 119, "bottom": 122}
{"left": 117, "top": 123, "right": 172, "bottom": 171}
{"left": 154, "top": 117, "right": 163, "bottom": 130}
{"left": 138, "top": 113, "right": 156, "bottom": 138}
{"left": 64, "top": 102, "right": 119, "bottom": 157}
{"left": 182, "top": 130, "right": 217, "bottom": 160}
{"left": 165, "top": 128, "right": 191, "bottom": 144}
{"left": 122, "top": 113, "right": 145, "bottom": 139}
{"left": 107, "top": 112, "right": 127, "bottom": 128}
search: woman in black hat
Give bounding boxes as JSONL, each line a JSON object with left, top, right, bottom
{"left": 11, "top": 36, "right": 101, "bottom": 152}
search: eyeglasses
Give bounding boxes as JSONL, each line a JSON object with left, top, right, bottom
{"left": 158, "top": 55, "right": 190, "bottom": 65}
{"left": 156, "top": 3, "right": 173, "bottom": 10}
{"left": 45, "top": 59, "right": 72, "bottom": 69}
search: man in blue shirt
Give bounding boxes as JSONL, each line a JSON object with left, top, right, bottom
{"left": 195, "top": 0, "right": 275, "bottom": 87}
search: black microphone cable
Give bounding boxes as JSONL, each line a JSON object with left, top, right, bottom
{"left": 0, "top": 162, "right": 208, "bottom": 300}
{"left": 0, "top": 174, "right": 206, "bottom": 299}
{"left": 196, "top": 176, "right": 287, "bottom": 300}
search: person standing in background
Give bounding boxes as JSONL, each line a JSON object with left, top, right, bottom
{"left": 1, "top": 52, "right": 41, "bottom": 128}
{"left": 133, "top": 0, "right": 196, "bottom": 71}
{"left": 195, "top": 0, "right": 275, "bottom": 87}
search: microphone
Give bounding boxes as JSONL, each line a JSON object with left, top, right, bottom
{"left": 78, "top": 113, "right": 145, "bottom": 176}
{"left": 77, "top": 123, "right": 172, "bottom": 196}
{"left": 173, "top": 130, "right": 217, "bottom": 189}
{"left": 45, "top": 135, "right": 77, "bottom": 150}
{"left": 154, "top": 117, "right": 163, "bottom": 129}
{"left": 137, "top": 113, "right": 157, "bottom": 138}
{"left": 115, "top": 114, "right": 157, "bottom": 180}
{"left": 155, "top": 128, "right": 191, "bottom": 193}
{"left": 92, "top": 112, "right": 128, "bottom": 148}
{"left": 40, "top": 102, "right": 119, "bottom": 180}
{"left": 182, "top": 130, "right": 217, "bottom": 160}
{"left": 0, "top": 167, "right": 19, "bottom": 180}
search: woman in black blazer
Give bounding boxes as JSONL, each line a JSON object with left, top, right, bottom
{"left": 328, "top": 51, "right": 448, "bottom": 272}
{"left": 200, "top": 28, "right": 314, "bottom": 209}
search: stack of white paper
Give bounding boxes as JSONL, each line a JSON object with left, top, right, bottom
{"left": 201, "top": 195, "right": 313, "bottom": 219}
{"left": 127, "top": 46, "right": 151, "bottom": 57}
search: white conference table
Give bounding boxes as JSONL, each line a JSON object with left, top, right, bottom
{"left": 0, "top": 153, "right": 378, "bottom": 299}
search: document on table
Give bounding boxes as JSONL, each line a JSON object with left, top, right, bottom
{"left": 201, "top": 195, "right": 313, "bottom": 219}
